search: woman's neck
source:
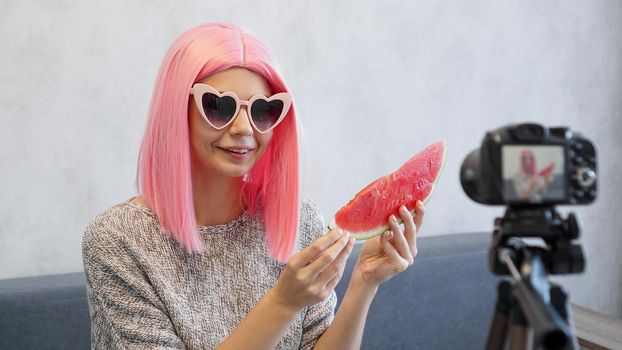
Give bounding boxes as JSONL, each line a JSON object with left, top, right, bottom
{"left": 192, "top": 167, "right": 245, "bottom": 227}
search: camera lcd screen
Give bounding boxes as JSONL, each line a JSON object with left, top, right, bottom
{"left": 502, "top": 145, "right": 566, "bottom": 203}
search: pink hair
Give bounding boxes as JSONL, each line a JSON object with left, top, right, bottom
{"left": 135, "top": 23, "right": 299, "bottom": 262}
{"left": 520, "top": 149, "right": 536, "bottom": 176}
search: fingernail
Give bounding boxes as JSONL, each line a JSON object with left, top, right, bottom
{"left": 390, "top": 215, "right": 397, "bottom": 223}
{"left": 401, "top": 205, "right": 408, "bottom": 214}
{"left": 337, "top": 229, "right": 343, "bottom": 236}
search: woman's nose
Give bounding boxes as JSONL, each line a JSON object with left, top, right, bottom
{"left": 228, "top": 107, "right": 254, "bottom": 136}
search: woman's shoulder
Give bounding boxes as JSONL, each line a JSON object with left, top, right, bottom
{"left": 298, "top": 198, "right": 328, "bottom": 250}
{"left": 82, "top": 197, "right": 157, "bottom": 254}
{"left": 300, "top": 197, "right": 322, "bottom": 220}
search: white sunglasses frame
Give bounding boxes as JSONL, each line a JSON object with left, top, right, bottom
{"left": 189, "top": 83, "right": 292, "bottom": 134}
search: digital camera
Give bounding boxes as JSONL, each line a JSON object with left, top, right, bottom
{"left": 460, "top": 123, "right": 597, "bottom": 206}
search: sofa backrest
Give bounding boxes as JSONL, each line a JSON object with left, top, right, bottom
{"left": 0, "top": 232, "right": 497, "bottom": 349}
{"left": 335, "top": 232, "right": 497, "bottom": 349}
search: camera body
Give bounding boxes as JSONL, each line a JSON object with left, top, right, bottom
{"left": 461, "top": 123, "right": 597, "bottom": 207}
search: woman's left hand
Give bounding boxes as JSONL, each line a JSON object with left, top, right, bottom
{"left": 351, "top": 200, "right": 425, "bottom": 289}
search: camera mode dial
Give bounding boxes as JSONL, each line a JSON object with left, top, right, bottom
{"left": 574, "top": 166, "right": 596, "bottom": 188}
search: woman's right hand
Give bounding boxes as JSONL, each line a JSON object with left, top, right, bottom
{"left": 270, "top": 228, "right": 355, "bottom": 312}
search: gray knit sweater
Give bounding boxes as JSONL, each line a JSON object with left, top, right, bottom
{"left": 82, "top": 197, "right": 336, "bottom": 350}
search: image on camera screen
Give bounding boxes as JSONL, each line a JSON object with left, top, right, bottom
{"left": 502, "top": 145, "right": 566, "bottom": 203}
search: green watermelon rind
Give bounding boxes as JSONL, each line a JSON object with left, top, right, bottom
{"left": 328, "top": 141, "right": 447, "bottom": 241}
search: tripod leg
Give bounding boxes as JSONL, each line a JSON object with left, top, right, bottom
{"left": 486, "top": 281, "right": 513, "bottom": 350}
{"left": 550, "top": 285, "right": 579, "bottom": 350}
{"left": 509, "top": 304, "right": 531, "bottom": 350}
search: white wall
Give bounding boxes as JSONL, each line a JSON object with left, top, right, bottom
{"left": 1, "top": 0, "right": 621, "bottom": 318}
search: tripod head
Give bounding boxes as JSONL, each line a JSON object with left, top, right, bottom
{"left": 489, "top": 206, "right": 585, "bottom": 276}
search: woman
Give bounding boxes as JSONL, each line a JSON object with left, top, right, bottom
{"left": 82, "top": 23, "right": 424, "bottom": 350}
{"left": 513, "top": 149, "right": 551, "bottom": 201}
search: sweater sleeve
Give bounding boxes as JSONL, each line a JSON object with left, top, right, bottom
{"left": 298, "top": 200, "right": 338, "bottom": 350}
{"left": 82, "top": 219, "right": 186, "bottom": 350}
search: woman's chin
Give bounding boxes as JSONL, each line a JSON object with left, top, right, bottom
{"left": 212, "top": 161, "right": 253, "bottom": 178}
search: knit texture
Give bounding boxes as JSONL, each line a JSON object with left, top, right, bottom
{"left": 82, "top": 197, "right": 336, "bottom": 350}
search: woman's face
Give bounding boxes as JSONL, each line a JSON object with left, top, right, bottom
{"left": 521, "top": 151, "right": 536, "bottom": 174}
{"left": 189, "top": 67, "right": 274, "bottom": 178}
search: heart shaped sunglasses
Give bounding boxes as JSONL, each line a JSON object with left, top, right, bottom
{"left": 190, "top": 83, "right": 292, "bottom": 134}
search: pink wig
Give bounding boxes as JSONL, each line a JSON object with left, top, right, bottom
{"left": 520, "top": 149, "right": 536, "bottom": 176}
{"left": 135, "top": 23, "right": 299, "bottom": 262}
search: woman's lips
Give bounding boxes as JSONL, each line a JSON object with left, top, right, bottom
{"left": 217, "top": 146, "right": 253, "bottom": 159}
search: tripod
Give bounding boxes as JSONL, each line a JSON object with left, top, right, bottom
{"left": 485, "top": 207, "right": 585, "bottom": 350}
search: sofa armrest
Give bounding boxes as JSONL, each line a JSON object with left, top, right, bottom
{"left": 0, "top": 272, "right": 90, "bottom": 350}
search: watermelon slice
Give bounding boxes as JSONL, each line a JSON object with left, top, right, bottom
{"left": 538, "top": 163, "right": 555, "bottom": 177}
{"left": 330, "top": 140, "right": 446, "bottom": 240}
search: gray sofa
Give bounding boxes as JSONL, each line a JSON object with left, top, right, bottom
{"left": 0, "top": 232, "right": 497, "bottom": 349}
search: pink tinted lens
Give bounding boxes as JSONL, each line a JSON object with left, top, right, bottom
{"left": 250, "top": 98, "right": 285, "bottom": 131}
{"left": 201, "top": 93, "right": 237, "bottom": 127}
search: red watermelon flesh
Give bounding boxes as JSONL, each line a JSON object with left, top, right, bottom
{"left": 331, "top": 140, "right": 446, "bottom": 240}
{"left": 538, "top": 163, "right": 555, "bottom": 177}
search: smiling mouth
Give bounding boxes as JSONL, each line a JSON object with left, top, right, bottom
{"left": 217, "top": 146, "right": 254, "bottom": 155}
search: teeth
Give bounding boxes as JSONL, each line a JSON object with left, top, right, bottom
{"left": 225, "top": 148, "right": 249, "bottom": 154}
